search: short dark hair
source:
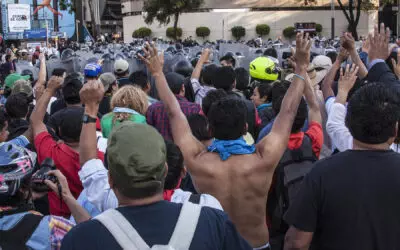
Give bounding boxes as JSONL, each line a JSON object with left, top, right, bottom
{"left": 234, "top": 67, "right": 250, "bottom": 91}
{"left": 63, "top": 78, "right": 83, "bottom": 105}
{"left": 213, "top": 66, "right": 236, "bottom": 91}
{"left": 5, "top": 55, "right": 11, "bottom": 62}
{"left": 326, "top": 51, "right": 338, "bottom": 64}
{"left": 258, "top": 82, "right": 274, "bottom": 103}
{"left": 346, "top": 82, "right": 400, "bottom": 144}
{"left": 272, "top": 91, "right": 307, "bottom": 133}
{"left": 5, "top": 93, "right": 29, "bottom": 119}
{"left": 164, "top": 140, "right": 184, "bottom": 190}
{"left": 208, "top": 97, "right": 247, "bottom": 140}
{"left": 165, "top": 72, "right": 184, "bottom": 95}
{"left": 264, "top": 48, "right": 278, "bottom": 59}
{"left": 59, "top": 108, "right": 84, "bottom": 143}
{"left": 201, "top": 64, "right": 218, "bottom": 87}
{"left": 52, "top": 68, "right": 67, "bottom": 77}
{"left": 220, "top": 55, "right": 236, "bottom": 67}
{"left": 129, "top": 71, "right": 148, "bottom": 90}
{"left": 202, "top": 89, "right": 228, "bottom": 116}
{"left": 188, "top": 114, "right": 212, "bottom": 141}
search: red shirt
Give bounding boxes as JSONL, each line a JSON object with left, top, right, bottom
{"left": 287, "top": 122, "right": 324, "bottom": 158}
{"left": 35, "top": 132, "right": 104, "bottom": 217}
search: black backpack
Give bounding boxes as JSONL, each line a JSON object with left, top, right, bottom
{"left": 0, "top": 212, "right": 43, "bottom": 250}
{"left": 267, "top": 135, "right": 318, "bottom": 250}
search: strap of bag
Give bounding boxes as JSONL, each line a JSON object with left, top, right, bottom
{"left": 169, "top": 201, "right": 202, "bottom": 249}
{"left": 95, "top": 209, "right": 149, "bottom": 250}
{"left": 189, "top": 194, "right": 201, "bottom": 204}
{"left": 0, "top": 213, "right": 43, "bottom": 250}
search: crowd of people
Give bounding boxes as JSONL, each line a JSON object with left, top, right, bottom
{"left": 1, "top": 22, "right": 400, "bottom": 250}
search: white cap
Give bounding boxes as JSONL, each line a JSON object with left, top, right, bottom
{"left": 114, "top": 59, "right": 129, "bottom": 74}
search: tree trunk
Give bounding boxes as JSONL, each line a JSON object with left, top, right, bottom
{"left": 88, "top": 0, "right": 97, "bottom": 38}
{"left": 53, "top": 0, "right": 59, "bottom": 31}
{"left": 173, "top": 12, "right": 179, "bottom": 40}
{"left": 33, "top": 0, "right": 38, "bottom": 20}
{"left": 337, "top": 0, "right": 359, "bottom": 40}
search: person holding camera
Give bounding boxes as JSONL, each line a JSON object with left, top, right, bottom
{"left": 0, "top": 142, "right": 90, "bottom": 249}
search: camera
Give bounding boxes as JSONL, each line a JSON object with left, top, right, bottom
{"left": 31, "top": 158, "right": 57, "bottom": 192}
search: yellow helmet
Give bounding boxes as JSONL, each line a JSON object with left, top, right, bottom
{"left": 249, "top": 57, "right": 279, "bottom": 81}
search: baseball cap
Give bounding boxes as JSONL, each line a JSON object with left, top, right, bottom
{"left": 84, "top": 63, "right": 102, "bottom": 77}
{"left": 5, "top": 73, "right": 30, "bottom": 89}
{"left": 114, "top": 59, "right": 129, "bottom": 74}
{"left": 11, "top": 80, "right": 33, "bottom": 97}
{"left": 107, "top": 122, "right": 166, "bottom": 197}
{"left": 312, "top": 55, "right": 332, "bottom": 86}
{"left": 99, "top": 73, "right": 117, "bottom": 91}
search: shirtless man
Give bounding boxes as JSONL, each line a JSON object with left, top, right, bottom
{"left": 139, "top": 32, "right": 311, "bottom": 249}
{"left": 33, "top": 0, "right": 63, "bottom": 18}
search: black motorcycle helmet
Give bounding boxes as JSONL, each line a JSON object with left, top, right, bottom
{"left": 173, "top": 60, "right": 193, "bottom": 78}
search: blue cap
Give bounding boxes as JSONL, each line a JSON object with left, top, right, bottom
{"left": 84, "top": 63, "right": 102, "bottom": 77}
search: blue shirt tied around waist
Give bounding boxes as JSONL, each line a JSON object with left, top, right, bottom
{"left": 207, "top": 137, "right": 256, "bottom": 161}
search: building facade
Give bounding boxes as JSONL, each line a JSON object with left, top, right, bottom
{"left": 121, "top": 0, "right": 378, "bottom": 43}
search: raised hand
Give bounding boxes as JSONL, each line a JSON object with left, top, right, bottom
{"left": 139, "top": 42, "right": 164, "bottom": 77}
{"left": 341, "top": 32, "right": 356, "bottom": 52}
{"left": 368, "top": 23, "right": 391, "bottom": 62}
{"left": 287, "top": 47, "right": 297, "bottom": 70}
{"left": 47, "top": 76, "right": 63, "bottom": 92}
{"left": 79, "top": 80, "right": 105, "bottom": 106}
{"left": 200, "top": 48, "right": 211, "bottom": 63}
{"left": 362, "top": 38, "right": 370, "bottom": 53}
{"left": 336, "top": 64, "right": 359, "bottom": 105}
{"left": 294, "top": 32, "right": 312, "bottom": 70}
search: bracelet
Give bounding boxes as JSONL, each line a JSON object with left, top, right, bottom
{"left": 293, "top": 74, "right": 306, "bottom": 82}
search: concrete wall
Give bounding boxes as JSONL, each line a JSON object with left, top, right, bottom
{"left": 123, "top": 10, "right": 378, "bottom": 43}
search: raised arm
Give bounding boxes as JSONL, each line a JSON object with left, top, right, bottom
{"left": 37, "top": 53, "right": 46, "bottom": 86}
{"left": 321, "top": 47, "right": 347, "bottom": 100}
{"left": 140, "top": 43, "right": 205, "bottom": 163}
{"left": 335, "top": 64, "right": 359, "bottom": 105}
{"left": 30, "top": 76, "right": 63, "bottom": 137}
{"left": 342, "top": 33, "right": 368, "bottom": 79}
{"left": 79, "top": 80, "right": 105, "bottom": 166}
{"left": 304, "top": 73, "right": 322, "bottom": 124}
{"left": 191, "top": 49, "right": 210, "bottom": 80}
{"left": 257, "top": 32, "right": 311, "bottom": 166}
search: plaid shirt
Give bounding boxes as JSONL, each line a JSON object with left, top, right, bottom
{"left": 146, "top": 95, "right": 201, "bottom": 140}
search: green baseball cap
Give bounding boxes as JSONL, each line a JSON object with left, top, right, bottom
{"left": 107, "top": 122, "right": 167, "bottom": 197}
{"left": 5, "top": 73, "right": 30, "bottom": 89}
{"left": 11, "top": 80, "right": 33, "bottom": 97}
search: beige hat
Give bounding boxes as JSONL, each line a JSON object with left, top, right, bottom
{"left": 11, "top": 80, "right": 33, "bottom": 97}
{"left": 312, "top": 55, "right": 332, "bottom": 85}
{"left": 114, "top": 59, "right": 129, "bottom": 74}
{"left": 99, "top": 72, "right": 117, "bottom": 90}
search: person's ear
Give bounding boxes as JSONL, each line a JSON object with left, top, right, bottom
{"left": 181, "top": 84, "right": 185, "bottom": 95}
{"left": 261, "top": 95, "right": 268, "bottom": 103}
{"left": 108, "top": 172, "right": 115, "bottom": 189}
{"left": 145, "top": 82, "right": 151, "bottom": 92}
{"left": 243, "top": 123, "right": 248, "bottom": 136}
{"left": 164, "top": 163, "right": 168, "bottom": 178}
{"left": 180, "top": 167, "right": 187, "bottom": 179}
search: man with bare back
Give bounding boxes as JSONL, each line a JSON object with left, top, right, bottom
{"left": 33, "top": 0, "right": 63, "bottom": 18}
{"left": 139, "top": 32, "right": 311, "bottom": 250}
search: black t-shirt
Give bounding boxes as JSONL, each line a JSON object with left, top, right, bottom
{"left": 98, "top": 96, "right": 111, "bottom": 116}
{"left": 285, "top": 150, "right": 400, "bottom": 250}
{"left": 50, "top": 99, "right": 67, "bottom": 116}
{"left": 61, "top": 201, "right": 251, "bottom": 250}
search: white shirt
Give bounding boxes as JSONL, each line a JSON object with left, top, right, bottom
{"left": 326, "top": 102, "right": 353, "bottom": 152}
{"left": 78, "top": 159, "right": 224, "bottom": 213}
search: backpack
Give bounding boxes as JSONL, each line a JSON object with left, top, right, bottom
{"left": 267, "top": 135, "right": 318, "bottom": 250}
{"left": 0, "top": 213, "right": 43, "bottom": 250}
{"left": 95, "top": 201, "right": 202, "bottom": 250}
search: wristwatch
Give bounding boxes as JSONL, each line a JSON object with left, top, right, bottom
{"left": 82, "top": 114, "right": 97, "bottom": 124}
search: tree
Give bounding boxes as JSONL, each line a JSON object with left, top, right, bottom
{"left": 283, "top": 26, "right": 296, "bottom": 39}
{"left": 304, "top": 0, "right": 394, "bottom": 40}
{"left": 133, "top": 27, "right": 152, "bottom": 38}
{"left": 53, "top": 0, "right": 59, "bottom": 31}
{"left": 166, "top": 27, "right": 183, "bottom": 39}
{"left": 231, "top": 26, "right": 246, "bottom": 41}
{"left": 316, "top": 23, "right": 323, "bottom": 33}
{"left": 143, "top": 0, "right": 204, "bottom": 40}
{"left": 256, "top": 24, "right": 271, "bottom": 37}
{"left": 196, "top": 26, "right": 210, "bottom": 39}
